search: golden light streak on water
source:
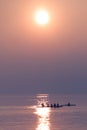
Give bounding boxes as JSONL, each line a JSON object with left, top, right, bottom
{"left": 35, "top": 107, "right": 51, "bottom": 130}
{"left": 35, "top": 94, "right": 51, "bottom": 130}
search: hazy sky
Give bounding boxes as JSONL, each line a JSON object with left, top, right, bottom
{"left": 0, "top": 0, "right": 87, "bottom": 94}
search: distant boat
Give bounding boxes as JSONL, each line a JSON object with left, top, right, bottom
{"left": 41, "top": 102, "right": 76, "bottom": 108}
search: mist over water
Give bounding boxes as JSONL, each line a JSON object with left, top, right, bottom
{"left": 0, "top": 94, "right": 87, "bottom": 130}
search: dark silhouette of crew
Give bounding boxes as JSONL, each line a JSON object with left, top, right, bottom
{"left": 57, "top": 103, "right": 59, "bottom": 107}
{"left": 46, "top": 103, "right": 50, "bottom": 107}
{"left": 53, "top": 103, "right": 57, "bottom": 108}
{"left": 50, "top": 104, "right": 53, "bottom": 107}
{"left": 41, "top": 103, "right": 45, "bottom": 107}
{"left": 67, "top": 102, "right": 71, "bottom": 106}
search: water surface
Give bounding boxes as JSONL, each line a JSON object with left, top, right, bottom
{"left": 0, "top": 94, "right": 87, "bottom": 130}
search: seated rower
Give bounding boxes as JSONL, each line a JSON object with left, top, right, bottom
{"left": 57, "top": 103, "right": 59, "bottom": 107}
{"left": 67, "top": 102, "right": 71, "bottom": 106}
{"left": 54, "top": 103, "right": 57, "bottom": 108}
{"left": 41, "top": 103, "right": 45, "bottom": 107}
{"left": 46, "top": 103, "right": 50, "bottom": 107}
{"left": 50, "top": 104, "right": 53, "bottom": 108}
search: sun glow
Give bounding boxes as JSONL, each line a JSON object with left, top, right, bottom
{"left": 35, "top": 10, "right": 49, "bottom": 25}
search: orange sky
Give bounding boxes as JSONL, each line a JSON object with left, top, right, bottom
{"left": 0, "top": 0, "right": 87, "bottom": 94}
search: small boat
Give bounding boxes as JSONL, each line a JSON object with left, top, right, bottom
{"left": 41, "top": 102, "right": 76, "bottom": 108}
{"left": 41, "top": 103, "right": 63, "bottom": 108}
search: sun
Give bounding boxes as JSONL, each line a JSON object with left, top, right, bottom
{"left": 35, "top": 10, "right": 49, "bottom": 25}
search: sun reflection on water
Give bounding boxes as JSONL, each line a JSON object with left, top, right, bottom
{"left": 35, "top": 94, "right": 50, "bottom": 130}
{"left": 35, "top": 107, "right": 50, "bottom": 130}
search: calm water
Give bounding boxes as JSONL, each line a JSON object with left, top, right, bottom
{"left": 0, "top": 94, "right": 87, "bottom": 130}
